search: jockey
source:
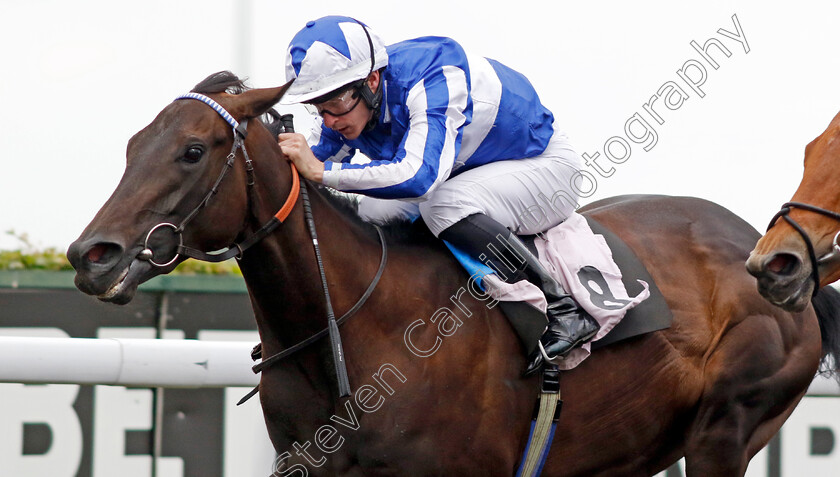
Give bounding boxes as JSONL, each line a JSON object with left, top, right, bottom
{"left": 278, "top": 15, "right": 599, "bottom": 375}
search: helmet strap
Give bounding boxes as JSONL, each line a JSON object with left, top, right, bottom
{"left": 352, "top": 18, "right": 384, "bottom": 131}
{"left": 358, "top": 73, "right": 383, "bottom": 131}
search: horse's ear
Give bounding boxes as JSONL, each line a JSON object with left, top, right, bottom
{"left": 232, "top": 79, "right": 295, "bottom": 119}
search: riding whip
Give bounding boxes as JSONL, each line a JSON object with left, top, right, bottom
{"left": 283, "top": 114, "right": 352, "bottom": 398}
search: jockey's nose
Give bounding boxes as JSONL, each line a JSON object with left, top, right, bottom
{"left": 322, "top": 113, "right": 339, "bottom": 129}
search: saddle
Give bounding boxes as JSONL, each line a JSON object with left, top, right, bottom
{"left": 447, "top": 213, "right": 673, "bottom": 369}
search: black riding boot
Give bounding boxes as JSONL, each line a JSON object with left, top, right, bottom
{"left": 438, "top": 213, "right": 600, "bottom": 375}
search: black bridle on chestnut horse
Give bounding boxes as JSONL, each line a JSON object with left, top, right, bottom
{"left": 766, "top": 201, "right": 840, "bottom": 297}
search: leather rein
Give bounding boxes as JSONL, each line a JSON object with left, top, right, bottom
{"left": 138, "top": 93, "right": 387, "bottom": 398}
{"left": 766, "top": 201, "right": 840, "bottom": 297}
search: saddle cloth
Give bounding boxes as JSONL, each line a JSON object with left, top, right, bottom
{"left": 446, "top": 211, "right": 654, "bottom": 370}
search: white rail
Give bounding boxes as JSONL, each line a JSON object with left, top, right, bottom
{"left": 0, "top": 336, "right": 259, "bottom": 388}
{"left": 1, "top": 336, "right": 839, "bottom": 394}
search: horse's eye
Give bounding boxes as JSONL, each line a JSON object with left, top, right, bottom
{"left": 182, "top": 146, "right": 204, "bottom": 163}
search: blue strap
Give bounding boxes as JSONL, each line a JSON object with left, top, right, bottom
{"left": 516, "top": 365, "right": 562, "bottom": 477}
{"left": 175, "top": 92, "right": 240, "bottom": 131}
{"left": 515, "top": 419, "right": 559, "bottom": 477}
{"left": 515, "top": 421, "right": 539, "bottom": 477}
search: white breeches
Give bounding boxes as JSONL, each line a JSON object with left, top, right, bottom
{"left": 358, "top": 131, "right": 584, "bottom": 237}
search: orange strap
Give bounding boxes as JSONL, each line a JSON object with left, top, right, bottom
{"left": 274, "top": 162, "right": 300, "bottom": 222}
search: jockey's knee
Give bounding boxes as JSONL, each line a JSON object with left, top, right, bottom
{"left": 358, "top": 197, "right": 420, "bottom": 225}
{"left": 419, "top": 192, "right": 486, "bottom": 238}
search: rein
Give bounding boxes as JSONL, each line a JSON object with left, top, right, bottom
{"left": 139, "top": 93, "right": 388, "bottom": 400}
{"left": 235, "top": 225, "right": 388, "bottom": 405}
{"left": 766, "top": 201, "right": 840, "bottom": 297}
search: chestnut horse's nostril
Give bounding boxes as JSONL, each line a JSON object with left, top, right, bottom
{"left": 746, "top": 252, "right": 802, "bottom": 280}
{"left": 765, "top": 253, "right": 800, "bottom": 277}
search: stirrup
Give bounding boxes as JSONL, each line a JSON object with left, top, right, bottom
{"left": 537, "top": 341, "right": 559, "bottom": 364}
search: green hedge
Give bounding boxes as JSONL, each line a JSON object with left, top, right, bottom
{"left": 1, "top": 231, "right": 240, "bottom": 275}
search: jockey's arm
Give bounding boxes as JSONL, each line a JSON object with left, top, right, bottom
{"left": 293, "top": 67, "right": 469, "bottom": 200}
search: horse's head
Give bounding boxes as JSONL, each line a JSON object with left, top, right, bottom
{"left": 67, "top": 72, "right": 292, "bottom": 304}
{"left": 747, "top": 111, "right": 840, "bottom": 311}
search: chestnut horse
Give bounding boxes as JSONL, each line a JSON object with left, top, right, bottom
{"left": 747, "top": 110, "right": 840, "bottom": 315}
{"left": 68, "top": 72, "right": 840, "bottom": 476}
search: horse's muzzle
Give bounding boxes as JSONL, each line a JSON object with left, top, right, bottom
{"left": 746, "top": 250, "right": 813, "bottom": 312}
{"left": 67, "top": 236, "right": 152, "bottom": 304}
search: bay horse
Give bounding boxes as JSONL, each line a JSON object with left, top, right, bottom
{"left": 68, "top": 72, "right": 840, "bottom": 476}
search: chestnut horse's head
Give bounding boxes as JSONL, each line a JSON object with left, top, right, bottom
{"left": 67, "top": 72, "right": 291, "bottom": 304}
{"left": 747, "top": 111, "right": 840, "bottom": 312}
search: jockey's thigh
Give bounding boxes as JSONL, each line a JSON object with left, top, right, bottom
{"left": 358, "top": 196, "right": 421, "bottom": 225}
{"left": 419, "top": 132, "right": 583, "bottom": 237}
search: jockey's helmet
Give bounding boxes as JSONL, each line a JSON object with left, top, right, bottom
{"left": 281, "top": 16, "right": 388, "bottom": 105}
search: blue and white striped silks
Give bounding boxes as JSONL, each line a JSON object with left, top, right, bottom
{"left": 311, "top": 36, "right": 556, "bottom": 201}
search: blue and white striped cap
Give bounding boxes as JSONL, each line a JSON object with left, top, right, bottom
{"left": 281, "top": 16, "right": 388, "bottom": 104}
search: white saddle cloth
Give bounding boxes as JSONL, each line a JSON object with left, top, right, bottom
{"left": 482, "top": 212, "right": 650, "bottom": 370}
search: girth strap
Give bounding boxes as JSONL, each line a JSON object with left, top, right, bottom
{"left": 516, "top": 365, "right": 563, "bottom": 477}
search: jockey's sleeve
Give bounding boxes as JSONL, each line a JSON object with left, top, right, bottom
{"left": 320, "top": 66, "right": 469, "bottom": 200}
{"left": 309, "top": 122, "right": 356, "bottom": 163}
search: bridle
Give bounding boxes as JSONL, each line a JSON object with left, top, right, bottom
{"left": 766, "top": 201, "right": 840, "bottom": 297}
{"left": 138, "top": 92, "right": 388, "bottom": 399}
{"left": 138, "top": 92, "right": 300, "bottom": 267}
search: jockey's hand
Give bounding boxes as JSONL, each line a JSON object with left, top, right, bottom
{"left": 278, "top": 133, "right": 324, "bottom": 183}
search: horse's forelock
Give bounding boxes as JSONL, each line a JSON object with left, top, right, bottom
{"left": 192, "top": 71, "right": 249, "bottom": 95}
{"left": 188, "top": 72, "right": 293, "bottom": 136}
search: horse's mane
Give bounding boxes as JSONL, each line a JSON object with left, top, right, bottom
{"left": 190, "top": 71, "right": 440, "bottom": 248}
{"left": 309, "top": 185, "right": 439, "bottom": 247}
{"left": 813, "top": 285, "right": 840, "bottom": 381}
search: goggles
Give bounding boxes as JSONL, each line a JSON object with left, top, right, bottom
{"left": 314, "top": 88, "right": 363, "bottom": 118}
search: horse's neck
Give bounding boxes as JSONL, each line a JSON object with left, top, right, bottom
{"left": 236, "top": 132, "right": 382, "bottom": 352}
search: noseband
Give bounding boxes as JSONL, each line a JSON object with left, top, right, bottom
{"left": 138, "top": 92, "right": 300, "bottom": 266}
{"left": 766, "top": 201, "right": 840, "bottom": 297}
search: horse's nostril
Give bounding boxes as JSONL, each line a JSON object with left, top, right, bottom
{"left": 766, "top": 253, "right": 799, "bottom": 276}
{"left": 82, "top": 242, "right": 124, "bottom": 268}
{"left": 86, "top": 244, "right": 107, "bottom": 263}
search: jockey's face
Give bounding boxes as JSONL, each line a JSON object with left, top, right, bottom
{"left": 315, "top": 72, "right": 379, "bottom": 141}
